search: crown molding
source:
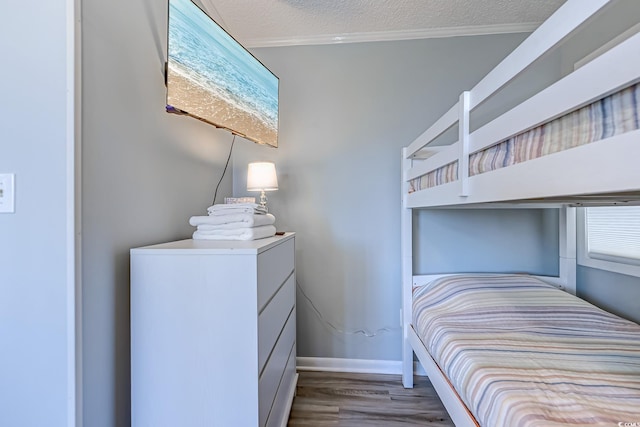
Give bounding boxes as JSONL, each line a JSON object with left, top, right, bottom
{"left": 244, "top": 22, "right": 540, "bottom": 48}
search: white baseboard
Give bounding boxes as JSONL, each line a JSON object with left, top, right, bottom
{"left": 296, "top": 357, "right": 426, "bottom": 376}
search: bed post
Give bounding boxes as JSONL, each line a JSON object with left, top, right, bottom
{"left": 401, "top": 148, "right": 414, "bottom": 388}
{"left": 559, "top": 206, "right": 577, "bottom": 295}
{"left": 459, "top": 91, "right": 470, "bottom": 197}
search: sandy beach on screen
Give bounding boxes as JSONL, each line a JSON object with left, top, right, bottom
{"left": 167, "top": 68, "right": 277, "bottom": 147}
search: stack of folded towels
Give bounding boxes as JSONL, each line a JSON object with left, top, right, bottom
{"left": 189, "top": 203, "right": 277, "bottom": 241}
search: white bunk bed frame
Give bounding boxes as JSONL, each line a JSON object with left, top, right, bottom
{"left": 400, "top": 1, "right": 640, "bottom": 426}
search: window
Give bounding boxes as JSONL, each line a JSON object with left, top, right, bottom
{"left": 577, "top": 206, "right": 640, "bottom": 277}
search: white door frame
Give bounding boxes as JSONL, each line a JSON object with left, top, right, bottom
{"left": 66, "top": 0, "right": 82, "bottom": 425}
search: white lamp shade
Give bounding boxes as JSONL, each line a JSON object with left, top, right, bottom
{"left": 247, "top": 162, "right": 278, "bottom": 191}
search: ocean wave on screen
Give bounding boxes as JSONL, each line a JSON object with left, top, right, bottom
{"left": 168, "top": 61, "right": 277, "bottom": 134}
{"left": 168, "top": 0, "right": 278, "bottom": 131}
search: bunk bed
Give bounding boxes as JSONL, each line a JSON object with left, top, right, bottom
{"left": 400, "top": 1, "right": 640, "bottom": 426}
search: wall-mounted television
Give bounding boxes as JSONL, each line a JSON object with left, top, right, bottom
{"left": 166, "top": 0, "right": 279, "bottom": 147}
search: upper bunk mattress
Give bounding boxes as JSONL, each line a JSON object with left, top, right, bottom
{"left": 409, "top": 82, "right": 640, "bottom": 193}
{"left": 412, "top": 274, "right": 640, "bottom": 427}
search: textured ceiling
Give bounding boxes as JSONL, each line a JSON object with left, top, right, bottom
{"left": 198, "top": 0, "right": 567, "bottom": 47}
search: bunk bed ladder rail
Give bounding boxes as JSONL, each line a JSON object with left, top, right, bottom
{"left": 458, "top": 92, "right": 470, "bottom": 197}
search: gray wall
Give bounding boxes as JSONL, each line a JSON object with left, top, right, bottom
{"left": 577, "top": 266, "right": 640, "bottom": 324}
{"left": 414, "top": 209, "right": 559, "bottom": 275}
{"left": 0, "top": 1, "right": 71, "bottom": 426}
{"left": 82, "top": 0, "right": 233, "bottom": 425}
{"left": 231, "top": 33, "right": 564, "bottom": 361}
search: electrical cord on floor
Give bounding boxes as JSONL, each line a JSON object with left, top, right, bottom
{"left": 211, "top": 134, "right": 236, "bottom": 206}
{"left": 296, "top": 280, "right": 400, "bottom": 338}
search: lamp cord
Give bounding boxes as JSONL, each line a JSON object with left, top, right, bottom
{"left": 211, "top": 134, "right": 236, "bottom": 206}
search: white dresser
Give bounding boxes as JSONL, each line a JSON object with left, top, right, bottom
{"left": 130, "top": 233, "right": 297, "bottom": 427}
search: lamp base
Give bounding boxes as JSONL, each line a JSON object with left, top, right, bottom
{"left": 259, "top": 190, "right": 268, "bottom": 213}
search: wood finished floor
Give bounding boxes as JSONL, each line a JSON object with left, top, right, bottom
{"left": 287, "top": 371, "right": 454, "bottom": 426}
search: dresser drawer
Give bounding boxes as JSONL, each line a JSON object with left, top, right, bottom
{"left": 266, "top": 342, "right": 297, "bottom": 427}
{"left": 258, "top": 310, "right": 296, "bottom": 427}
{"left": 257, "top": 238, "right": 295, "bottom": 311}
{"left": 258, "top": 274, "right": 295, "bottom": 374}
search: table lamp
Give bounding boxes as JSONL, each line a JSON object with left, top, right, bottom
{"left": 247, "top": 162, "right": 278, "bottom": 212}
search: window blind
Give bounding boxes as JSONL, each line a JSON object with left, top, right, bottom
{"left": 586, "top": 206, "right": 640, "bottom": 261}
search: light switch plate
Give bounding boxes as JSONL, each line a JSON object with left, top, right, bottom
{"left": 0, "top": 173, "right": 15, "bottom": 213}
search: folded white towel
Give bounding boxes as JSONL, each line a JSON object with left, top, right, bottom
{"left": 207, "top": 203, "right": 266, "bottom": 216}
{"left": 209, "top": 208, "right": 265, "bottom": 216}
{"left": 209, "top": 203, "right": 260, "bottom": 210}
{"left": 192, "top": 225, "right": 276, "bottom": 241}
{"left": 190, "top": 213, "right": 275, "bottom": 227}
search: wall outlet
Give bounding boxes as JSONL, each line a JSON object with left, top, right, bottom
{"left": 0, "top": 173, "right": 15, "bottom": 213}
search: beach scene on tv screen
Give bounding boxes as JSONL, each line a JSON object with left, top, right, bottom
{"left": 167, "top": 0, "right": 279, "bottom": 147}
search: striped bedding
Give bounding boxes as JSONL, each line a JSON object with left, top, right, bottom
{"left": 413, "top": 274, "right": 640, "bottom": 427}
{"left": 408, "top": 161, "right": 458, "bottom": 192}
{"left": 408, "top": 82, "right": 640, "bottom": 193}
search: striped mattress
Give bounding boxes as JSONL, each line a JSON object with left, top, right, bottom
{"left": 409, "top": 82, "right": 640, "bottom": 193}
{"left": 412, "top": 274, "right": 640, "bottom": 427}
